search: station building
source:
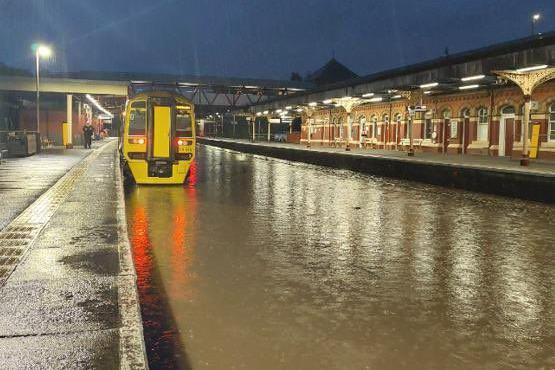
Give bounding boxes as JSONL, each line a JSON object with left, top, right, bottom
{"left": 250, "top": 32, "right": 555, "bottom": 161}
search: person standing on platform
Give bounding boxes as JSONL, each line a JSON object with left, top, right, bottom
{"left": 83, "top": 122, "right": 93, "bottom": 149}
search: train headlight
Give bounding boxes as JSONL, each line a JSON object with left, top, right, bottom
{"left": 177, "top": 139, "right": 184, "bottom": 146}
{"left": 138, "top": 138, "right": 145, "bottom": 145}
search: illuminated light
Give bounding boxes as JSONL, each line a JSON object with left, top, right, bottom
{"left": 369, "top": 97, "right": 383, "bottom": 102}
{"left": 343, "top": 96, "right": 352, "bottom": 99}
{"left": 362, "top": 93, "right": 374, "bottom": 98}
{"left": 391, "top": 95, "right": 402, "bottom": 99}
{"left": 86, "top": 94, "right": 113, "bottom": 118}
{"left": 323, "top": 99, "right": 333, "bottom": 104}
{"left": 296, "top": 108, "right": 303, "bottom": 113}
{"left": 244, "top": 85, "right": 259, "bottom": 89}
{"left": 459, "top": 84, "right": 480, "bottom": 90}
{"left": 285, "top": 106, "right": 292, "bottom": 110}
{"left": 424, "top": 90, "right": 432, "bottom": 95}
{"left": 533, "top": 13, "right": 541, "bottom": 21}
{"left": 36, "top": 45, "right": 52, "bottom": 58}
{"left": 420, "top": 82, "right": 439, "bottom": 89}
{"left": 516, "top": 64, "right": 548, "bottom": 73}
{"left": 256, "top": 112, "right": 262, "bottom": 116}
{"left": 177, "top": 139, "right": 184, "bottom": 146}
{"left": 308, "top": 102, "right": 318, "bottom": 107}
{"left": 263, "top": 110, "right": 269, "bottom": 115}
{"left": 461, "top": 74, "right": 485, "bottom": 82}
{"left": 387, "top": 89, "right": 398, "bottom": 93}
{"left": 138, "top": 138, "right": 145, "bottom": 145}
{"left": 276, "top": 109, "right": 283, "bottom": 113}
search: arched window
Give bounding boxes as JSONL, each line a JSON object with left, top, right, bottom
{"left": 359, "top": 115, "right": 367, "bottom": 135}
{"left": 442, "top": 109, "right": 451, "bottom": 119}
{"left": 550, "top": 103, "right": 555, "bottom": 141}
{"left": 370, "top": 115, "right": 377, "bottom": 138}
{"left": 395, "top": 113, "right": 402, "bottom": 124}
{"left": 424, "top": 111, "right": 433, "bottom": 139}
{"left": 477, "top": 107, "right": 488, "bottom": 141}
{"left": 337, "top": 117, "right": 343, "bottom": 138}
{"left": 461, "top": 108, "right": 470, "bottom": 119}
{"left": 501, "top": 106, "right": 515, "bottom": 115}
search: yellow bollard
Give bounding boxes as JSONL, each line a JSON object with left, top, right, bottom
{"left": 62, "top": 121, "right": 73, "bottom": 149}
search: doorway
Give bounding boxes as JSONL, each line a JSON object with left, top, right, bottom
{"left": 499, "top": 106, "right": 515, "bottom": 157}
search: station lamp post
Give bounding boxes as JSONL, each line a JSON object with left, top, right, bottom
{"left": 34, "top": 44, "right": 52, "bottom": 138}
{"left": 531, "top": 13, "right": 541, "bottom": 35}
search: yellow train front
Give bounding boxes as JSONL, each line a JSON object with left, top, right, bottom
{"left": 122, "top": 91, "right": 195, "bottom": 185}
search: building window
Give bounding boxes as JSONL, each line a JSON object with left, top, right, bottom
{"left": 338, "top": 118, "right": 343, "bottom": 138}
{"left": 371, "top": 115, "right": 377, "bottom": 138}
{"left": 359, "top": 115, "right": 367, "bottom": 136}
{"left": 550, "top": 103, "right": 555, "bottom": 141}
{"left": 477, "top": 107, "right": 488, "bottom": 141}
{"left": 395, "top": 113, "right": 402, "bottom": 125}
{"left": 461, "top": 108, "right": 470, "bottom": 119}
{"left": 424, "top": 112, "right": 433, "bottom": 139}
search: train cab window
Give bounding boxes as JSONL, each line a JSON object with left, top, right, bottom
{"left": 129, "top": 101, "right": 146, "bottom": 135}
{"left": 176, "top": 107, "right": 193, "bottom": 137}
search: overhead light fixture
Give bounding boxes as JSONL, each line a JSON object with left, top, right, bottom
{"left": 533, "top": 13, "right": 541, "bottom": 21}
{"left": 263, "top": 110, "right": 269, "bottom": 115}
{"left": 86, "top": 94, "right": 113, "bottom": 118}
{"left": 308, "top": 102, "right": 317, "bottom": 107}
{"left": 362, "top": 93, "right": 374, "bottom": 98}
{"left": 369, "top": 97, "right": 383, "bottom": 102}
{"left": 459, "top": 84, "right": 480, "bottom": 90}
{"left": 276, "top": 109, "right": 283, "bottom": 113}
{"left": 323, "top": 99, "right": 333, "bottom": 104}
{"left": 343, "top": 96, "right": 352, "bottom": 99}
{"left": 285, "top": 106, "right": 292, "bottom": 110}
{"left": 516, "top": 64, "right": 548, "bottom": 73}
{"left": 461, "top": 74, "right": 485, "bottom": 82}
{"left": 256, "top": 112, "right": 262, "bottom": 116}
{"left": 36, "top": 44, "right": 52, "bottom": 58}
{"left": 296, "top": 108, "right": 303, "bottom": 113}
{"left": 420, "top": 82, "right": 439, "bottom": 89}
{"left": 424, "top": 90, "right": 432, "bottom": 95}
{"left": 391, "top": 95, "right": 402, "bottom": 99}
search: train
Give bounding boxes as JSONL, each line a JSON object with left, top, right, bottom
{"left": 120, "top": 91, "right": 196, "bottom": 184}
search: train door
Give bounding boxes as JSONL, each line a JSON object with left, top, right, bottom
{"left": 152, "top": 105, "right": 172, "bottom": 158}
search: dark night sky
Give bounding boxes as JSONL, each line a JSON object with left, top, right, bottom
{"left": 1, "top": 0, "right": 555, "bottom": 80}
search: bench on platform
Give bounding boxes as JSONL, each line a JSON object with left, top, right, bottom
{"left": 333, "top": 138, "right": 346, "bottom": 148}
{"left": 400, "top": 138, "right": 423, "bottom": 148}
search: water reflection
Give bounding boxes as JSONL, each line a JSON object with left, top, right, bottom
{"left": 127, "top": 145, "right": 554, "bottom": 370}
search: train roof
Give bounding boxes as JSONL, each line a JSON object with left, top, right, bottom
{"left": 129, "top": 90, "right": 193, "bottom": 104}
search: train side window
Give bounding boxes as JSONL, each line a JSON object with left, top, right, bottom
{"left": 129, "top": 101, "right": 146, "bottom": 135}
{"left": 176, "top": 107, "right": 193, "bottom": 137}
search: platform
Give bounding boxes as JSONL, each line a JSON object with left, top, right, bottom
{"left": 0, "top": 139, "right": 147, "bottom": 369}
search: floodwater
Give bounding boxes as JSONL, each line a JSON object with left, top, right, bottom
{"left": 125, "top": 144, "right": 554, "bottom": 370}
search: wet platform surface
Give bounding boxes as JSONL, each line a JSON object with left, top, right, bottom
{"left": 0, "top": 140, "right": 146, "bottom": 369}
{"left": 127, "top": 144, "right": 554, "bottom": 370}
{"left": 0, "top": 144, "right": 101, "bottom": 231}
{"left": 201, "top": 137, "right": 555, "bottom": 175}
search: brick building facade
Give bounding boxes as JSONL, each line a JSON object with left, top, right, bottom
{"left": 300, "top": 81, "right": 555, "bottom": 160}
